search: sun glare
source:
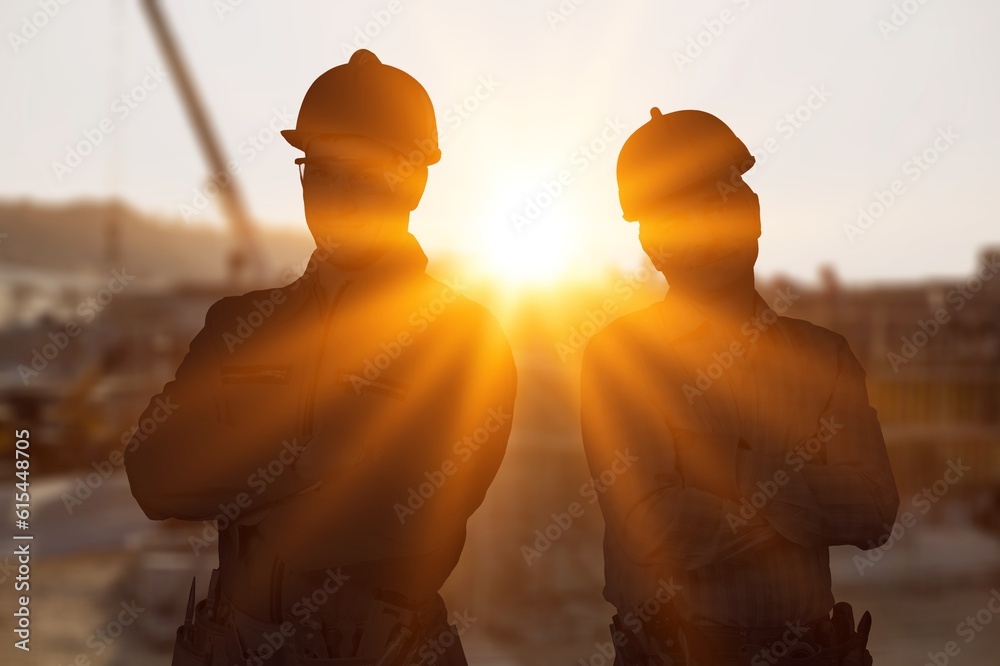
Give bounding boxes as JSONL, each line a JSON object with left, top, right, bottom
{"left": 474, "top": 211, "right": 583, "bottom": 291}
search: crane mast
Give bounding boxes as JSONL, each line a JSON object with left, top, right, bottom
{"left": 140, "top": 0, "right": 268, "bottom": 285}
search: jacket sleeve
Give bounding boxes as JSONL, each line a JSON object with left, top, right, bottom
{"left": 735, "top": 336, "right": 900, "bottom": 549}
{"left": 388, "top": 315, "right": 518, "bottom": 550}
{"left": 581, "top": 328, "right": 779, "bottom": 572}
{"left": 123, "top": 299, "right": 313, "bottom": 521}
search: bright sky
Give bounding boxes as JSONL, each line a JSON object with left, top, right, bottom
{"left": 2, "top": 0, "right": 998, "bottom": 287}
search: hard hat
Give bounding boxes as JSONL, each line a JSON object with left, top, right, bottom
{"left": 616, "top": 108, "right": 754, "bottom": 222}
{"left": 281, "top": 50, "right": 440, "bottom": 165}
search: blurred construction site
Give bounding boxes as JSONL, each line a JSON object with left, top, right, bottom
{"left": 2, "top": 196, "right": 999, "bottom": 664}
{"left": 3, "top": 2, "right": 1000, "bottom": 665}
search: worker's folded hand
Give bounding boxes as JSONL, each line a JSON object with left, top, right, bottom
{"left": 671, "top": 428, "right": 741, "bottom": 500}
{"left": 293, "top": 438, "right": 325, "bottom": 484}
{"left": 293, "top": 426, "right": 365, "bottom": 487}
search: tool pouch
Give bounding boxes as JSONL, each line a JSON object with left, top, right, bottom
{"left": 610, "top": 613, "right": 684, "bottom": 666}
{"left": 170, "top": 600, "right": 230, "bottom": 666}
{"left": 417, "top": 622, "right": 468, "bottom": 666}
{"left": 171, "top": 627, "right": 212, "bottom": 666}
{"left": 736, "top": 626, "right": 872, "bottom": 666}
{"left": 289, "top": 659, "right": 373, "bottom": 665}
{"left": 284, "top": 591, "right": 467, "bottom": 666}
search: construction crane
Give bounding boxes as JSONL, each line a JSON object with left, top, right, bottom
{"left": 140, "top": 0, "right": 269, "bottom": 285}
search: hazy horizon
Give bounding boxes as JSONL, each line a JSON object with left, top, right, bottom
{"left": 3, "top": 0, "right": 998, "bottom": 287}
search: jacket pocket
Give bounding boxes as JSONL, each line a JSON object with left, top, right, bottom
{"left": 220, "top": 365, "right": 298, "bottom": 435}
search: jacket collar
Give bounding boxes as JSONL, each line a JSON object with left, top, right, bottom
{"left": 659, "top": 287, "right": 773, "bottom": 343}
{"left": 302, "top": 232, "right": 429, "bottom": 308}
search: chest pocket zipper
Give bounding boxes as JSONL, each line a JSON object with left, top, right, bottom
{"left": 336, "top": 371, "right": 411, "bottom": 400}
{"left": 301, "top": 281, "right": 352, "bottom": 437}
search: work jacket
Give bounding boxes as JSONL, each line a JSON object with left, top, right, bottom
{"left": 125, "top": 233, "right": 517, "bottom": 624}
{"left": 581, "top": 289, "right": 899, "bottom": 628}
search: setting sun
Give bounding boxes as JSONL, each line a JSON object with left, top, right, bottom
{"left": 472, "top": 209, "right": 588, "bottom": 291}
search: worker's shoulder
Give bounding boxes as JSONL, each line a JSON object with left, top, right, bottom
{"left": 780, "top": 315, "right": 846, "bottom": 345}
{"left": 202, "top": 281, "right": 309, "bottom": 327}
{"left": 417, "top": 274, "right": 494, "bottom": 321}
{"left": 776, "top": 313, "right": 850, "bottom": 353}
{"left": 407, "top": 273, "right": 510, "bottom": 351}
{"left": 585, "top": 301, "right": 663, "bottom": 358}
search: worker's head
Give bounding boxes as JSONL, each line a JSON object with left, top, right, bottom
{"left": 283, "top": 50, "right": 439, "bottom": 268}
{"left": 636, "top": 177, "right": 761, "bottom": 294}
{"left": 617, "top": 109, "right": 760, "bottom": 294}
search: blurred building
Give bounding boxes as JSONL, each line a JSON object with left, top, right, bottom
{"left": 763, "top": 247, "right": 1000, "bottom": 498}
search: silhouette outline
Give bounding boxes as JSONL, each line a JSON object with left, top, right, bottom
{"left": 124, "top": 49, "right": 516, "bottom": 665}
{"left": 581, "top": 108, "right": 899, "bottom": 665}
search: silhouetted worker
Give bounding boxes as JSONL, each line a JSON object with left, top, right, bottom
{"left": 581, "top": 109, "right": 899, "bottom": 666}
{"left": 124, "top": 50, "right": 516, "bottom": 665}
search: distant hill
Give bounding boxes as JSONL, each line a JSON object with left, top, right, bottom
{"left": 0, "top": 198, "right": 677, "bottom": 349}
{"left": 0, "top": 199, "right": 315, "bottom": 284}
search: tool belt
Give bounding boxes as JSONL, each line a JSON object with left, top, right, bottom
{"left": 610, "top": 610, "right": 686, "bottom": 665}
{"left": 170, "top": 569, "right": 468, "bottom": 666}
{"left": 612, "top": 601, "right": 873, "bottom": 666}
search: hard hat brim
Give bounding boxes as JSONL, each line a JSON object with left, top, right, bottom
{"left": 281, "top": 129, "right": 441, "bottom": 166}
{"left": 280, "top": 129, "right": 310, "bottom": 152}
{"left": 283, "top": 129, "right": 396, "bottom": 154}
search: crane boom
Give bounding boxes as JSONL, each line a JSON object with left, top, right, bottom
{"left": 140, "top": 0, "right": 268, "bottom": 284}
